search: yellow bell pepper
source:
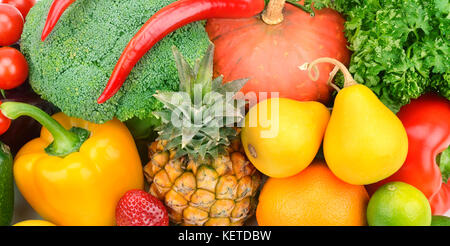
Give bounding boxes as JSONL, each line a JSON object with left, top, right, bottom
{"left": 0, "top": 102, "right": 143, "bottom": 226}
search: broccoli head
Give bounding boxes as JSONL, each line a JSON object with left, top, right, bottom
{"left": 21, "top": 0, "right": 210, "bottom": 123}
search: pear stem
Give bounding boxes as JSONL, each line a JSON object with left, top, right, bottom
{"left": 301, "top": 57, "right": 357, "bottom": 91}
{"left": 262, "top": 0, "right": 286, "bottom": 25}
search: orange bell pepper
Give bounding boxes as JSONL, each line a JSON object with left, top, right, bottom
{"left": 0, "top": 102, "right": 143, "bottom": 226}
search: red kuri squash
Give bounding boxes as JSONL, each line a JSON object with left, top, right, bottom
{"left": 206, "top": 0, "right": 350, "bottom": 105}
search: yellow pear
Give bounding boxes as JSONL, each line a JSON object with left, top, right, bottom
{"left": 303, "top": 58, "right": 408, "bottom": 185}
{"left": 241, "top": 98, "right": 330, "bottom": 178}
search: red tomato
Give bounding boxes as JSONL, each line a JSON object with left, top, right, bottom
{"left": 0, "top": 3, "right": 23, "bottom": 46}
{"left": 0, "top": 47, "right": 28, "bottom": 90}
{"left": 1, "top": 0, "right": 35, "bottom": 19}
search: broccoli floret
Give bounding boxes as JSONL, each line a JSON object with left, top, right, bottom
{"left": 21, "top": 0, "right": 210, "bottom": 123}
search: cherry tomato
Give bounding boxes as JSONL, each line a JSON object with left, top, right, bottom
{"left": 0, "top": 3, "right": 23, "bottom": 46}
{"left": 1, "top": 0, "right": 35, "bottom": 19}
{"left": 0, "top": 101, "right": 11, "bottom": 135}
{"left": 0, "top": 47, "right": 28, "bottom": 90}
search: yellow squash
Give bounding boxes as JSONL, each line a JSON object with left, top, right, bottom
{"left": 0, "top": 102, "right": 144, "bottom": 226}
{"left": 305, "top": 58, "right": 408, "bottom": 185}
{"left": 241, "top": 98, "right": 330, "bottom": 178}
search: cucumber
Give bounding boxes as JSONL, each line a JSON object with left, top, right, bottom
{"left": 0, "top": 142, "right": 13, "bottom": 226}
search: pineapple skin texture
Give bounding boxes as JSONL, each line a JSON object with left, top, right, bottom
{"left": 144, "top": 139, "right": 261, "bottom": 226}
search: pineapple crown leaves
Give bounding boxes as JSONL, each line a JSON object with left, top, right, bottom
{"left": 153, "top": 43, "right": 248, "bottom": 161}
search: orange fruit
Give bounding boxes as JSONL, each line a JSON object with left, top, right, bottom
{"left": 256, "top": 161, "right": 369, "bottom": 226}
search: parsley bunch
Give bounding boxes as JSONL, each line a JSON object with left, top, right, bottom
{"left": 307, "top": 0, "right": 449, "bottom": 112}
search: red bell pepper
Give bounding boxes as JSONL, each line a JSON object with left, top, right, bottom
{"left": 367, "top": 93, "right": 450, "bottom": 215}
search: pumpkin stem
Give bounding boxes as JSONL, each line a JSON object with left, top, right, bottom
{"left": 299, "top": 57, "right": 357, "bottom": 91}
{"left": 262, "top": 0, "right": 286, "bottom": 25}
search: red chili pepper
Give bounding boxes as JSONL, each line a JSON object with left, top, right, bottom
{"left": 0, "top": 101, "right": 12, "bottom": 135}
{"left": 97, "top": 0, "right": 265, "bottom": 104}
{"left": 41, "top": 0, "right": 76, "bottom": 41}
{"left": 367, "top": 94, "right": 450, "bottom": 215}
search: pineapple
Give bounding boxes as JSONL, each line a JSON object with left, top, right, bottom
{"left": 144, "top": 44, "right": 261, "bottom": 226}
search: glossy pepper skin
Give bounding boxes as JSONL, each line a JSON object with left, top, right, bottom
{"left": 14, "top": 112, "right": 144, "bottom": 225}
{"left": 41, "top": 0, "right": 76, "bottom": 41}
{"left": 367, "top": 94, "right": 450, "bottom": 215}
{"left": 97, "top": 0, "right": 266, "bottom": 103}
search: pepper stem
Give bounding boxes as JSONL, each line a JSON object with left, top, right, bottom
{"left": 0, "top": 102, "right": 90, "bottom": 157}
{"left": 262, "top": 0, "right": 286, "bottom": 25}
{"left": 300, "top": 57, "right": 357, "bottom": 91}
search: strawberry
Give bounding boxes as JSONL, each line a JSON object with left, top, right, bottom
{"left": 116, "top": 189, "right": 169, "bottom": 226}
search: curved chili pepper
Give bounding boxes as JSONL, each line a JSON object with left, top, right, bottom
{"left": 41, "top": 0, "right": 76, "bottom": 41}
{"left": 367, "top": 93, "right": 450, "bottom": 215}
{"left": 97, "top": 0, "right": 265, "bottom": 104}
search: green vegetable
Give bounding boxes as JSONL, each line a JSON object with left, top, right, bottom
{"left": 21, "top": 0, "right": 210, "bottom": 123}
{"left": 307, "top": 0, "right": 450, "bottom": 112}
{"left": 125, "top": 116, "right": 160, "bottom": 163}
{"left": 303, "top": 0, "right": 357, "bottom": 13}
{"left": 437, "top": 146, "right": 450, "bottom": 183}
{"left": 0, "top": 142, "right": 13, "bottom": 226}
{"left": 431, "top": 215, "right": 450, "bottom": 226}
{"left": 125, "top": 116, "right": 160, "bottom": 141}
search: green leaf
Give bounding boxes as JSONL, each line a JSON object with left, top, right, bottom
{"left": 153, "top": 110, "right": 172, "bottom": 124}
{"left": 220, "top": 78, "right": 249, "bottom": 95}
{"left": 155, "top": 45, "right": 252, "bottom": 161}
{"left": 195, "top": 43, "right": 214, "bottom": 96}
{"left": 212, "top": 75, "right": 224, "bottom": 93}
{"left": 172, "top": 46, "right": 194, "bottom": 95}
{"left": 153, "top": 91, "right": 187, "bottom": 111}
{"left": 201, "top": 126, "right": 221, "bottom": 141}
{"left": 437, "top": 146, "right": 450, "bottom": 183}
{"left": 182, "top": 125, "right": 201, "bottom": 148}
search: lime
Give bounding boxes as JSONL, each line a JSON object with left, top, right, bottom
{"left": 367, "top": 182, "right": 431, "bottom": 226}
{"left": 431, "top": 216, "right": 450, "bottom": 226}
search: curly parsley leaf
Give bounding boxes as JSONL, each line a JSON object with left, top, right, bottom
{"left": 304, "top": 0, "right": 450, "bottom": 112}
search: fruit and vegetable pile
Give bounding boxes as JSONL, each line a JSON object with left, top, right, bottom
{"left": 0, "top": 0, "right": 448, "bottom": 226}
